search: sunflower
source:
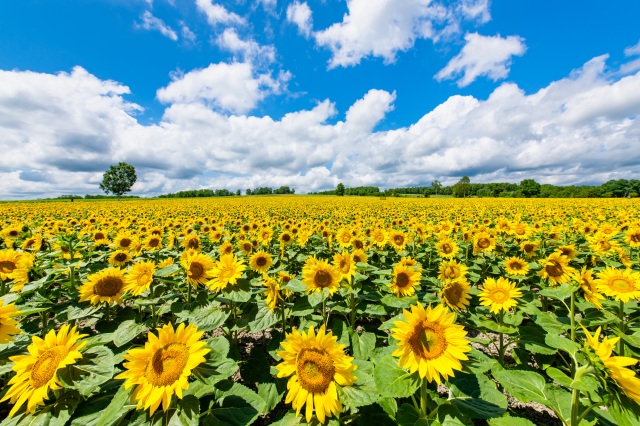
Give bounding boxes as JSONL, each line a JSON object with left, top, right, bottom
{"left": 302, "top": 259, "right": 341, "bottom": 295}
{"left": 435, "top": 237, "right": 459, "bottom": 259}
{"left": 587, "top": 232, "right": 619, "bottom": 256}
{"left": 124, "top": 260, "right": 156, "bottom": 296}
{"left": 511, "top": 222, "right": 531, "bottom": 240}
{"left": 388, "top": 263, "right": 422, "bottom": 297}
{"left": 1, "top": 324, "right": 86, "bottom": 417}
{"left": 143, "top": 235, "right": 163, "bottom": 251}
{"left": 8, "top": 252, "right": 34, "bottom": 292}
{"left": 79, "top": 267, "right": 126, "bottom": 306}
{"left": 219, "top": 241, "right": 234, "bottom": 256}
{"left": 263, "top": 275, "right": 282, "bottom": 310}
{"left": 2, "top": 224, "right": 21, "bottom": 240}
{"left": 399, "top": 256, "right": 422, "bottom": 272}
{"left": 503, "top": 257, "right": 529, "bottom": 276}
{"left": 182, "top": 234, "right": 201, "bottom": 251}
{"left": 207, "top": 254, "right": 246, "bottom": 292}
{"left": 0, "top": 298, "right": 23, "bottom": 343}
{"left": 249, "top": 251, "right": 273, "bottom": 274}
{"left": 388, "top": 230, "right": 408, "bottom": 251}
{"left": 21, "top": 234, "right": 43, "bottom": 252}
{"left": 539, "top": 252, "right": 575, "bottom": 286}
{"left": 335, "top": 228, "right": 353, "bottom": 248}
{"left": 333, "top": 251, "right": 356, "bottom": 284}
{"left": 391, "top": 303, "right": 470, "bottom": 383}
{"left": 594, "top": 267, "right": 640, "bottom": 302}
{"left": 371, "top": 228, "right": 388, "bottom": 248}
{"left": 92, "top": 230, "right": 110, "bottom": 246}
{"left": 108, "top": 249, "right": 132, "bottom": 267}
{"left": 351, "top": 249, "right": 368, "bottom": 265}
{"left": 624, "top": 228, "right": 640, "bottom": 248}
{"left": 573, "top": 266, "right": 604, "bottom": 309}
{"left": 520, "top": 240, "right": 539, "bottom": 258}
{"left": 582, "top": 326, "right": 640, "bottom": 404}
{"left": 438, "top": 259, "right": 468, "bottom": 282}
{"left": 239, "top": 240, "right": 253, "bottom": 256}
{"left": 557, "top": 244, "right": 578, "bottom": 260}
{"left": 478, "top": 277, "right": 522, "bottom": 313}
{"left": 279, "top": 231, "right": 294, "bottom": 246}
{"left": 182, "top": 252, "right": 215, "bottom": 288}
{"left": 440, "top": 279, "right": 471, "bottom": 311}
{"left": 276, "top": 325, "right": 357, "bottom": 424}
{"left": 0, "top": 249, "right": 21, "bottom": 280}
{"left": 113, "top": 232, "right": 137, "bottom": 251}
{"left": 472, "top": 232, "right": 495, "bottom": 255}
{"left": 115, "top": 323, "right": 209, "bottom": 415}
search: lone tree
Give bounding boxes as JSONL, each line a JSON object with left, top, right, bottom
{"left": 336, "top": 182, "right": 345, "bottom": 196}
{"left": 453, "top": 176, "right": 471, "bottom": 198}
{"left": 99, "top": 162, "right": 137, "bottom": 200}
{"left": 431, "top": 180, "right": 442, "bottom": 196}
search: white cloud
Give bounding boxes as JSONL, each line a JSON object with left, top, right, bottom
{"left": 286, "top": 1, "right": 313, "bottom": 37}
{"left": 136, "top": 11, "right": 178, "bottom": 41}
{"left": 1, "top": 55, "right": 640, "bottom": 198}
{"left": 624, "top": 39, "right": 640, "bottom": 56}
{"left": 216, "top": 28, "right": 276, "bottom": 65}
{"left": 156, "top": 62, "right": 288, "bottom": 114}
{"left": 313, "top": 0, "right": 490, "bottom": 68}
{"left": 180, "top": 23, "right": 197, "bottom": 44}
{"left": 435, "top": 32, "right": 526, "bottom": 87}
{"left": 195, "top": 0, "right": 245, "bottom": 26}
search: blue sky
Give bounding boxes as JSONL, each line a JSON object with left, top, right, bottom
{"left": 0, "top": 0, "right": 639, "bottom": 198}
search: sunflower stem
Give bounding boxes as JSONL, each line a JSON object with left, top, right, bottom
{"left": 570, "top": 386, "right": 580, "bottom": 426}
{"left": 0, "top": 278, "right": 5, "bottom": 296}
{"left": 498, "top": 310, "right": 505, "bottom": 366}
{"left": 105, "top": 303, "right": 111, "bottom": 322}
{"left": 619, "top": 300, "right": 625, "bottom": 355}
{"left": 187, "top": 283, "right": 192, "bottom": 306}
{"left": 420, "top": 379, "right": 429, "bottom": 417}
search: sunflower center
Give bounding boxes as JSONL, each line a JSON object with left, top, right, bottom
{"left": 187, "top": 239, "right": 199, "bottom": 249}
{"left": 444, "top": 283, "right": 462, "bottom": 304}
{"left": 610, "top": 278, "right": 634, "bottom": 292}
{"left": 490, "top": 289, "right": 508, "bottom": 302}
{"left": 94, "top": 276, "right": 123, "bottom": 296}
{"left": 282, "top": 234, "right": 291, "bottom": 243}
{"left": 396, "top": 272, "right": 410, "bottom": 289}
{"left": 296, "top": 347, "right": 335, "bottom": 394}
{"left": 114, "top": 253, "right": 127, "bottom": 262}
{"left": 523, "top": 244, "right": 534, "bottom": 253}
{"left": 137, "top": 271, "right": 152, "bottom": 286}
{"left": 119, "top": 238, "right": 131, "bottom": 248}
{"left": 24, "top": 239, "right": 35, "bottom": 248}
{"left": 339, "top": 260, "right": 349, "bottom": 273}
{"left": 354, "top": 240, "right": 364, "bottom": 249}
{"left": 445, "top": 266, "right": 459, "bottom": 279}
{"left": 409, "top": 322, "right": 447, "bottom": 360}
{"left": 515, "top": 227, "right": 525, "bottom": 235}
{"left": 545, "top": 261, "right": 563, "bottom": 277}
{"left": 95, "top": 232, "right": 105, "bottom": 240}
{"left": 0, "top": 260, "right": 16, "bottom": 273}
{"left": 149, "top": 238, "right": 160, "bottom": 247}
{"left": 631, "top": 234, "right": 640, "bottom": 243}
{"left": 30, "top": 346, "right": 68, "bottom": 388}
{"left": 601, "top": 241, "right": 611, "bottom": 250}
{"left": 145, "top": 343, "right": 189, "bottom": 387}
{"left": 190, "top": 262, "right": 205, "bottom": 279}
{"left": 442, "top": 244, "right": 452, "bottom": 254}
{"left": 314, "top": 270, "right": 332, "bottom": 288}
{"left": 477, "top": 238, "right": 490, "bottom": 249}
{"left": 218, "top": 266, "right": 237, "bottom": 282}
{"left": 509, "top": 262, "right": 522, "bottom": 270}
{"left": 341, "top": 234, "right": 351, "bottom": 243}
{"left": 256, "top": 257, "right": 267, "bottom": 267}
{"left": 394, "top": 235, "right": 404, "bottom": 245}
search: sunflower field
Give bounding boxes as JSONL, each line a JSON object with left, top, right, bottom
{"left": 1, "top": 196, "right": 640, "bottom": 426}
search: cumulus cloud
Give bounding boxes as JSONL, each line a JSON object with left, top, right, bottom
{"left": 435, "top": 32, "right": 526, "bottom": 87}
{"left": 180, "top": 23, "right": 197, "bottom": 44}
{"left": 286, "top": 1, "right": 313, "bottom": 37}
{"left": 216, "top": 28, "right": 276, "bottom": 65}
{"left": 156, "top": 62, "right": 288, "bottom": 114}
{"left": 313, "top": 0, "right": 491, "bottom": 68}
{"left": 1, "top": 55, "right": 640, "bottom": 199}
{"left": 195, "top": 0, "right": 244, "bottom": 26}
{"left": 136, "top": 10, "right": 178, "bottom": 41}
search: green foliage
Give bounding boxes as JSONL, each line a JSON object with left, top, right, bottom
{"left": 99, "top": 162, "right": 137, "bottom": 199}
{"left": 336, "top": 182, "right": 345, "bottom": 196}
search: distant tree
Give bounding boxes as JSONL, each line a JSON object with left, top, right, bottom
{"left": 99, "top": 162, "right": 137, "bottom": 200}
{"left": 519, "top": 179, "right": 541, "bottom": 198}
{"left": 601, "top": 179, "right": 631, "bottom": 198}
{"left": 453, "top": 176, "right": 471, "bottom": 198}
{"left": 336, "top": 182, "right": 345, "bottom": 196}
{"left": 236, "top": 189, "right": 241, "bottom": 196}
{"left": 246, "top": 189, "right": 252, "bottom": 195}
{"left": 431, "top": 180, "right": 442, "bottom": 196}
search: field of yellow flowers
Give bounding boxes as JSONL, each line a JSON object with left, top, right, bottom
{"left": 1, "top": 196, "right": 639, "bottom": 426}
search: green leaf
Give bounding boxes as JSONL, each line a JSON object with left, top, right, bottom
{"left": 290, "top": 297, "right": 314, "bottom": 316}
{"left": 546, "top": 367, "right": 573, "bottom": 388}
{"left": 112, "top": 319, "right": 147, "bottom": 347}
{"left": 464, "top": 349, "right": 498, "bottom": 374}
{"left": 539, "top": 283, "right": 574, "bottom": 300}
{"left": 488, "top": 415, "right": 536, "bottom": 426}
{"left": 307, "top": 287, "right": 330, "bottom": 307}
{"left": 373, "top": 356, "right": 420, "bottom": 398}
{"left": 545, "top": 334, "right": 580, "bottom": 357}
{"left": 257, "top": 382, "right": 284, "bottom": 415}
{"left": 239, "top": 348, "right": 271, "bottom": 384}
{"left": 205, "top": 383, "right": 263, "bottom": 425}
{"left": 330, "top": 319, "right": 350, "bottom": 348}
{"left": 176, "top": 304, "right": 229, "bottom": 333}
{"left": 380, "top": 294, "right": 417, "bottom": 309}
{"left": 396, "top": 404, "right": 429, "bottom": 426}
{"left": 379, "top": 313, "right": 405, "bottom": 330}
{"left": 214, "top": 381, "right": 266, "bottom": 414}
{"left": 154, "top": 263, "right": 181, "bottom": 277}
{"left": 168, "top": 395, "right": 200, "bottom": 426}
{"left": 351, "top": 331, "right": 376, "bottom": 360}
{"left": 449, "top": 372, "right": 507, "bottom": 419}
{"left": 282, "top": 279, "right": 306, "bottom": 293}
{"left": 96, "top": 386, "right": 135, "bottom": 426}
{"left": 58, "top": 346, "right": 115, "bottom": 397}
{"left": 269, "top": 411, "right": 302, "bottom": 426}
{"left": 473, "top": 316, "right": 518, "bottom": 334}
{"left": 492, "top": 369, "right": 546, "bottom": 404}
{"left": 248, "top": 305, "right": 279, "bottom": 332}
{"left": 357, "top": 404, "right": 397, "bottom": 426}
{"left": 518, "top": 324, "right": 557, "bottom": 355}
{"left": 221, "top": 280, "right": 252, "bottom": 303}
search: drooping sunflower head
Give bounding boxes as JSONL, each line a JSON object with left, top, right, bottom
{"left": 556, "top": 244, "right": 578, "bottom": 260}
{"left": 478, "top": 277, "right": 522, "bottom": 314}
{"left": 0, "top": 298, "right": 23, "bottom": 344}
{"left": 520, "top": 240, "right": 540, "bottom": 258}
{"left": 219, "top": 241, "right": 234, "bottom": 256}
{"left": 440, "top": 279, "right": 471, "bottom": 312}
{"left": 391, "top": 303, "right": 470, "bottom": 383}
{"left": 388, "top": 263, "right": 421, "bottom": 297}
{"left": 249, "top": 250, "right": 273, "bottom": 274}
{"left": 1, "top": 324, "right": 86, "bottom": 417}
{"left": 21, "top": 234, "right": 43, "bottom": 252}
{"left": 79, "top": 267, "right": 126, "bottom": 306}
{"left": 207, "top": 254, "right": 246, "bottom": 292}
{"left": 108, "top": 249, "right": 132, "bottom": 267}
{"left": 181, "top": 252, "right": 215, "bottom": 288}
{"left": 351, "top": 249, "right": 368, "bottom": 265}
{"left": 115, "top": 323, "right": 210, "bottom": 415}
{"left": 332, "top": 251, "right": 355, "bottom": 284}
{"left": 239, "top": 240, "right": 253, "bottom": 256}
{"left": 263, "top": 275, "right": 281, "bottom": 310}
{"left": 573, "top": 266, "right": 604, "bottom": 309}
{"left": 92, "top": 230, "right": 110, "bottom": 246}
{"left": 539, "top": 252, "right": 575, "bottom": 286}
{"left": 124, "top": 260, "right": 156, "bottom": 296}
{"left": 438, "top": 259, "right": 468, "bottom": 282}
{"left": 595, "top": 267, "right": 640, "bottom": 302}
{"left": 276, "top": 325, "right": 357, "bottom": 424}
{"left": 625, "top": 228, "right": 640, "bottom": 248}
{"left": 302, "top": 259, "right": 341, "bottom": 294}
{"left": 503, "top": 256, "right": 530, "bottom": 276}
{"left": 0, "top": 249, "right": 21, "bottom": 280}
{"left": 279, "top": 231, "right": 294, "bottom": 246}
